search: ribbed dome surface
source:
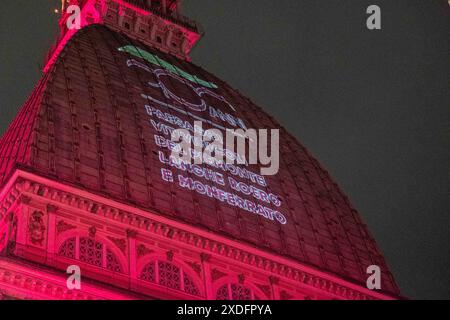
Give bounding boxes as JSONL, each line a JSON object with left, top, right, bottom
{"left": 0, "top": 25, "right": 399, "bottom": 295}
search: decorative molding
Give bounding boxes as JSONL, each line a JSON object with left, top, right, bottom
{"left": 5, "top": 176, "right": 390, "bottom": 300}
{"left": 279, "top": 290, "right": 294, "bottom": 300}
{"left": 256, "top": 284, "right": 272, "bottom": 299}
{"left": 200, "top": 253, "right": 211, "bottom": 263}
{"left": 269, "top": 276, "right": 279, "bottom": 285}
{"left": 93, "top": 0, "right": 200, "bottom": 60}
{"left": 126, "top": 229, "right": 138, "bottom": 239}
{"left": 186, "top": 261, "right": 202, "bottom": 277}
{"left": 46, "top": 204, "right": 58, "bottom": 213}
{"left": 19, "top": 195, "right": 31, "bottom": 205}
{"left": 0, "top": 262, "right": 129, "bottom": 300}
{"left": 7, "top": 215, "right": 17, "bottom": 252}
{"left": 137, "top": 244, "right": 154, "bottom": 258}
{"left": 0, "top": 183, "right": 23, "bottom": 222}
{"left": 0, "top": 267, "right": 92, "bottom": 300}
{"left": 0, "top": 232, "right": 6, "bottom": 253}
{"left": 211, "top": 269, "right": 227, "bottom": 282}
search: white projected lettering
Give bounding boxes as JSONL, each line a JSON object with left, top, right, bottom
{"left": 119, "top": 47, "right": 288, "bottom": 225}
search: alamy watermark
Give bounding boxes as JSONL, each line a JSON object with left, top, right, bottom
{"left": 169, "top": 121, "right": 280, "bottom": 176}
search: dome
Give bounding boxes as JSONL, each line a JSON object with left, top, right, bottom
{"left": 0, "top": 24, "right": 399, "bottom": 296}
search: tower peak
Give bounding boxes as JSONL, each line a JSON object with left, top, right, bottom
{"left": 45, "top": 0, "right": 202, "bottom": 72}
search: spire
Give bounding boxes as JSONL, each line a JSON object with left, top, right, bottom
{"left": 45, "top": 0, "right": 202, "bottom": 72}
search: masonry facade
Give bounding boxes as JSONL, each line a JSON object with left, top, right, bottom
{"left": 0, "top": 0, "right": 400, "bottom": 300}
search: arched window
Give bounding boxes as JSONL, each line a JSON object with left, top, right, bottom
{"left": 58, "top": 237, "right": 123, "bottom": 273}
{"left": 215, "top": 283, "right": 261, "bottom": 300}
{"left": 139, "top": 260, "right": 201, "bottom": 297}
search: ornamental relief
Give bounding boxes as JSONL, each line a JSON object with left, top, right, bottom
{"left": 137, "top": 244, "right": 154, "bottom": 258}
{"left": 279, "top": 290, "right": 294, "bottom": 300}
{"left": 0, "top": 231, "right": 6, "bottom": 253}
{"left": 211, "top": 268, "right": 228, "bottom": 282}
{"left": 28, "top": 211, "right": 46, "bottom": 247}
{"left": 8, "top": 214, "right": 18, "bottom": 252}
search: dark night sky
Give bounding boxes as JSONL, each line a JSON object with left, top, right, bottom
{"left": 0, "top": 0, "right": 449, "bottom": 299}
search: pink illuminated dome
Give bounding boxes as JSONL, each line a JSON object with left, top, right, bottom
{"left": 0, "top": 0, "right": 400, "bottom": 300}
